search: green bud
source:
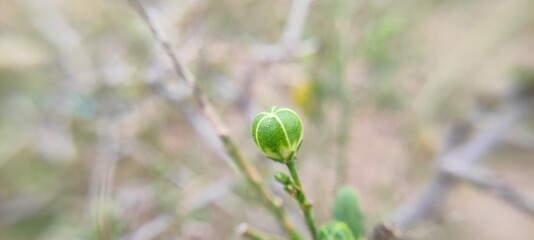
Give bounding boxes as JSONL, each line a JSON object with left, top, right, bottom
{"left": 274, "top": 172, "right": 291, "bottom": 185}
{"left": 333, "top": 186, "right": 365, "bottom": 238}
{"left": 251, "top": 106, "right": 304, "bottom": 163}
{"left": 318, "top": 221, "right": 355, "bottom": 240}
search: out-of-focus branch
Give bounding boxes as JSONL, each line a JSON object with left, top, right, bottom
{"left": 443, "top": 165, "right": 534, "bottom": 216}
{"left": 24, "top": 0, "right": 97, "bottom": 90}
{"left": 129, "top": 1, "right": 302, "bottom": 239}
{"left": 239, "top": 223, "right": 279, "bottom": 240}
{"left": 251, "top": 0, "right": 315, "bottom": 63}
{"left": 371, "top": 94, "right": 533, "bottom": 240}
{"left": 129, "top": 0, "right": 227, "bottom": 136}
{"left": 371, "top": 120, "right": 472, "bottom": 240}
{"left": 150, "top": 79, "right": 237, "bottom": 168}
{"left": 120, "top": 138, "right": 237, "bottom": 214}
{"left": 23, "top": 0, "right": 100, "bottom": 163}
{"left": 502, "top": 132, "right": 534, "bottom": 151}
{"left": 0, "top": 194, "right": 54, "bottom": 226}
{"left": 235, "top": 0, "right": 312, "bottom": 121}
{"left": 89, "top": 118, "right": 121, "bottom": 240}
{"left": 281, "top": 0, "right": 311, "bottom": 45}
{"left": 130, "top": 215, "right": 173, "bottom": 240}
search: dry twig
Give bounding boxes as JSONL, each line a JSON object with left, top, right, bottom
{"left": 239, "top": 223, "right": 279, "bottom": 240}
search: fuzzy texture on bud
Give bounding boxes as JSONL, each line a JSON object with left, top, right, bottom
{"left": 251, "top": 106, "right": 303, "bottom": 163}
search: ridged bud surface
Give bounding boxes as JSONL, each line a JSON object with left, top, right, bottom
{"left": 251, "top": 106, "right": 303, "bottom": 163}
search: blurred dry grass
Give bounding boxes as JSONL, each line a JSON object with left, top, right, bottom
{"left": 0, "top": 0, "right": 533, "bottom": 239}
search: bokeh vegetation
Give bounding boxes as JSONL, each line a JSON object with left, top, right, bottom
{"left": 1, "top": 0, "right": 533, "bottom": 239}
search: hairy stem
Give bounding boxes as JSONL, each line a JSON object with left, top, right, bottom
{"left": 286, "top": 159, "right": 318, "bottom": 240}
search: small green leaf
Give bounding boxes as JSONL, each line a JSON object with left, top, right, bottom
{"left": 274, "top": 172, "right": 291, "bottom": 185}
{"left": 318, "top": 221, "right": 355, "bottom": 240}
{"left": 333, "top": 186, "right": 364, "bottom": 238}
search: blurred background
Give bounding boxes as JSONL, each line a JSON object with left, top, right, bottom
{"left": 1, "top": 0, "right": 533, "bottom": 239}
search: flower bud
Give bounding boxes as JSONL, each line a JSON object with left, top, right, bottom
{"left": 251, "top": 106, "right": 303, "bottom": 163}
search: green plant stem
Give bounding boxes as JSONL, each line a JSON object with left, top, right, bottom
{"left": 130, "top": 2, "right": 303, "bottom": 239}
{"left": 222, "top": 137, "right": 303, "bottom": 240}
{"left": 286, "top": 159, "right": 318, "bottom": 240}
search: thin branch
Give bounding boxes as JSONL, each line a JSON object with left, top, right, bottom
{"left": 502, "top": 132, "right": 534, "bottom": 151}
{"left": 387, "top": 174, "right": 454, "bottom": 233}
{"left": 130, "top": 215, "right": 173, "bottom": 240}
{"left": 388, "top": 121, "right": 472, "bottom": 234}
{"left": 287, "top": 160, "right": 318, "bottom": 239}
{"left": 235, "top": 0, "right": 312, "bottom": 121}
{"left": 129, "top": 1, "right": 302, "bottom": 239}
{"left": 440, "top": 103, "right": 527, "bottom": 167}
{"left": 251, "top": 0, "right": 314, "bottom": 63}
{"left": 89, "top": 119, "right": 121, "bottom": 240}
{"left": 372, "top": 97, "right": 532, "bottom": 240}
{"left": 23, "top": 0, "right": 97, "bottom": 163}
{"left": 129, "top": 0, "right": 227, "bottom": 135}
{"left": 444, "top": 165, "right": 534, "bottom": 216}
{"left": 239, "top": 223, "right": 279, "bottom": 240}
{"left": 281, "top": 0, "right": 311, "bottom": 45}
